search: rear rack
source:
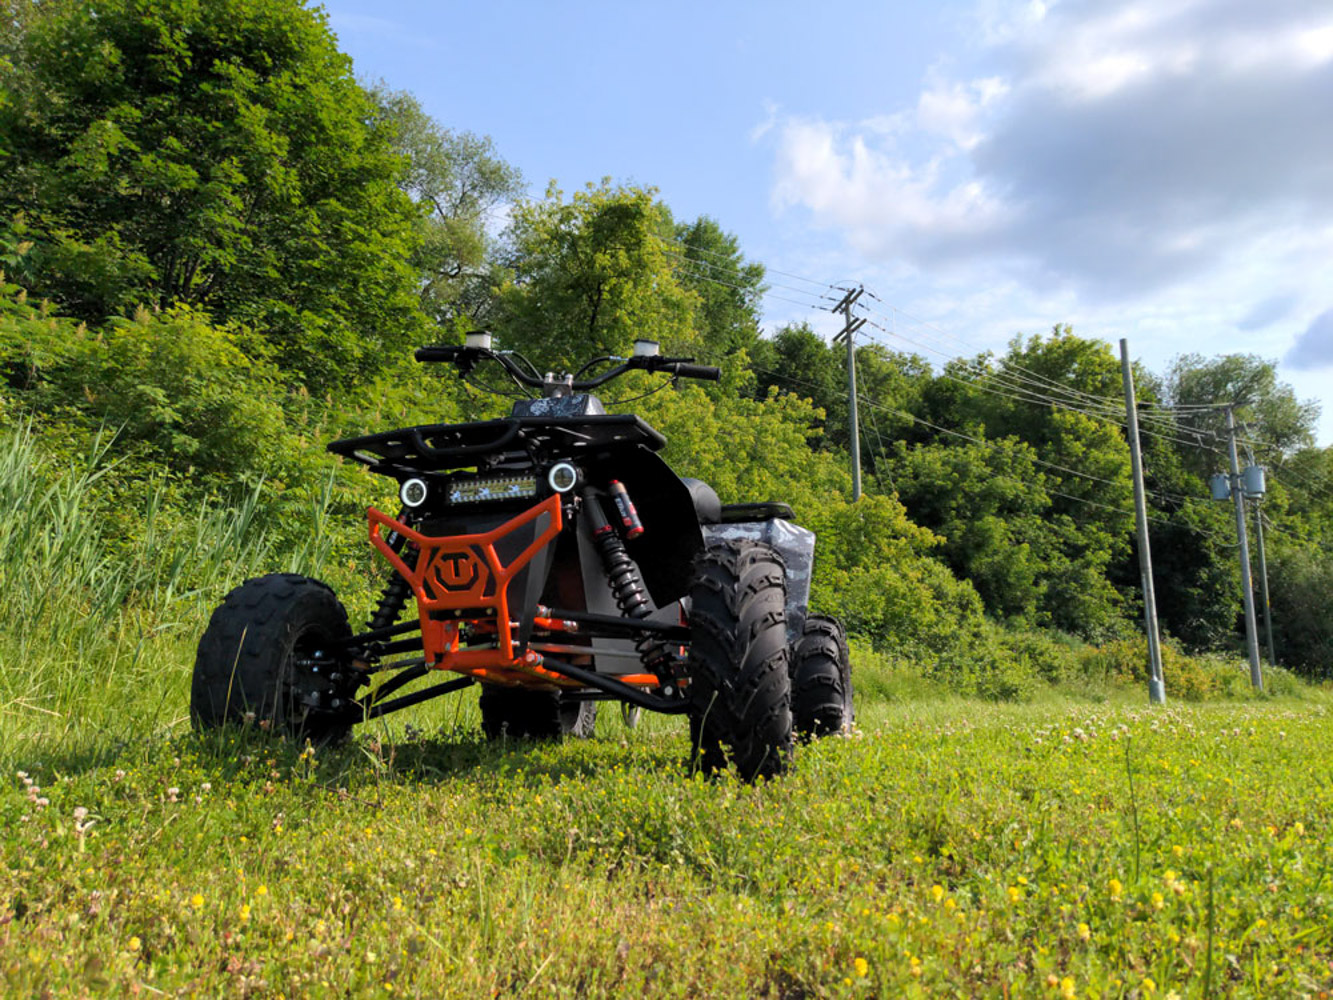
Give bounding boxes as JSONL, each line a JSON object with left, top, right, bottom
{"left": 329, "top": 414, "right": 666, "bottom": 474}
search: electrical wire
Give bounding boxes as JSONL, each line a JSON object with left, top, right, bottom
{"left": 667, "top": 260, "right": 834, "bottom": 312}
{"left": 751, "top": 363, "right": 1224, "bottom": 538}
{"left": 662, "top": 237, "right": 842, "bottom": 293}
{"left": 661, "top": 246, "right": 840, "bottom": 304}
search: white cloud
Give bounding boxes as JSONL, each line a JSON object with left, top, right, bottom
{"left": 761, "top": 0, "right": 1333, "bottom": 440}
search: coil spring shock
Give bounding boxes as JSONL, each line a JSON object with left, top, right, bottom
{"left": 366, "top": 530, "right": 417, "bottom": 633}
{"left": 586, "top": 492, "right": 673, "bottom": 672}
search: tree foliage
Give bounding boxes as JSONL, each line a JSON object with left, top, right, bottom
{"left": 371, "top": 85, "right": 522, "bottom": 332}
{"left": 671, "top": 215, "right": 765, "bottom": 358}
{"left": 0, "top": 0, "right": 425, "bottom": 386}
{"left": 489, "top": 181, "right": 701, "bottom": 369}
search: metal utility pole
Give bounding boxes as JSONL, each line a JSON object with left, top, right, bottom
{"left": 1119, "top": 340, "right": 1165, "bottom": 703}
{"left": 1252, "top": 499, "right": 1277, "bottom": 665}
{"left": 832, "top": 287, "right": 866, "bottom": 501}
{"left": 1225, "top": 406, "right": 1264, "bottom": 690}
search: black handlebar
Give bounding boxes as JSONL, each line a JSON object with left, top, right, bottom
{"left": 668, "top": 362, "right": 721, "bottom": 382}
{"left": 415, "top": 343, "right": 721, "bottom": 392}
{"left": 413, "top": 346, "right": 464, "bottom": 363}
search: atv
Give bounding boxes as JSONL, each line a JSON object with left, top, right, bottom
{"left": 191, "top": 334, "right": 852, "bottom": 780}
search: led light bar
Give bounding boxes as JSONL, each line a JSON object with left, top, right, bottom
{"left": 447, "top": 475, "right": 538, "bottom": 505}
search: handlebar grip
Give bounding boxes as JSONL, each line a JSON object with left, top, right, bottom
{"left": 414, "top": 346, "right": 465, "bottom": 363}
{"left": 670, "top": 363, "right": 721, "bottom": 381}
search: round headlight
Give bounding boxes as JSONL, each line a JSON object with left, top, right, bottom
{"left": 547, "top": 462, "right": 578, "bottom": 493}
{"left": 400, "top": 477, "right": 429, "bottom": 508}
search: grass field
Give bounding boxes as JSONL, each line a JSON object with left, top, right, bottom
{"left": 4, "top": 689, "right": 1331, "bottom": 998}
{"left": 3, "top": 430, "right": 1331, "bottom": 996}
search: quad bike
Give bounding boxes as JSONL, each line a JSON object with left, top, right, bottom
{"left": 191, "top": 335, "right": 852, "bottom": 780}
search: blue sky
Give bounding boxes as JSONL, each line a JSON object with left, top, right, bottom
{"left": 322, "top": 0, "right": 1333, "bottom": 445}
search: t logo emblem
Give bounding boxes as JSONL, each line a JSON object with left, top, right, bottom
{"left": 433, "top": 550, "right": 480, "bottom": 592}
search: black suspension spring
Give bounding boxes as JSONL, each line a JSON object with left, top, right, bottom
{"left": 366, "top": 534, "right": 418, "bottom": 633}
{"left": 592, "top": 528, "right": 651, "bottom": 619}
{"left": 586, "top": 492, "right": 673, "bottom": 672}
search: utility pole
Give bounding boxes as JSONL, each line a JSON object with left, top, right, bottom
{"left": 1252, "top": 499, "right": 1277, "bottom": 665}
{"left": 1225, "top": 406, "right": 1264, "bottom": 690}
{"left": 832, "top": 286, "right": 866, "bottom": 501}
{"left": 1239, "top": 438, "right": 1277, "bottom": 665}
{"left": 1119, "top": 340, "right": 1165, "bottom": 703}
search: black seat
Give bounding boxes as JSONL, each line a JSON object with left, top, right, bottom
{"left": 679, "top": 477, "right": 721, "bottom": 525}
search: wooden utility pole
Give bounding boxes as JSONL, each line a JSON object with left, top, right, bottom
{"left": 1225, "top": 406, "right": 1264, "bottom": 690}
{"left": 832, "top": 287, "right": 866, "bottom": 501}
{"left": 1119, "top": 340, "right": 1165, "bottom": 703}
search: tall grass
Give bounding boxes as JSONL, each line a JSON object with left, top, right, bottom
{"left": 0, "top": 424, "right": 336, "bottom": 761}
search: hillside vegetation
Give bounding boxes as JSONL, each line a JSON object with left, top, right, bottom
{"left": 1, "top": 0, "right": 1329, "bottom": 724}
{"left": 2, "top": 2, "right": 1333, "bottom": 995}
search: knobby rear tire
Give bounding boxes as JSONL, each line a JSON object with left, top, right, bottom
{"left": 791, "top": 614, "right": 854, "bottom": 738}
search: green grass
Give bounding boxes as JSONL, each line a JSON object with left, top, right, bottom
{"left": 3, "top": 427, "right": 1332, "bottom": 997}
{"left": 4, "top": 700, "right": 1332, "bottom": 997}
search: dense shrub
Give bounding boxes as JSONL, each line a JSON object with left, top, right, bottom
{"left": 1267, "top": 549, "right": 1333, "bottom": 679}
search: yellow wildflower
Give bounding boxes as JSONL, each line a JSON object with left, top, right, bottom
{"left": 1108, "top": 878, "right": 1123, "bottom": 900}
{"left": 853, "top": 957, "right": 868, "bottom": 978}
{"left": 189, "top": 894, "right": 204, "bottom": 910}
{"left": 127, "top": 936, "right": 141, "bottom": 952}
{"left": 1077, "top": 922, "right": 1091, "bottom": 941}
{"left": 1059, "top": 977, "right": 1076, "bottom": 999}
{"left": 930, "top": 884, "right": 945, "bottom": 903}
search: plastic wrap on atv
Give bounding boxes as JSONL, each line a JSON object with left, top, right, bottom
{"left": 703, "top": 515, "right": 815, "bottom": 646}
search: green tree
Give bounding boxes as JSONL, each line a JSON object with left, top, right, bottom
{"left": 752, "top": 322, "right": 926, "bottom": 457}
{"left": 1267, "top": 547, "right": 1333, "bottom": 678}
{"left": 1165, "top": 354, "right": 1319, "bottom": 474}
{"left": 881, "top": 330, "right": 1134, "bottom": 636}
{"left": 0, "top": 0, "right": 424, "bottom": 386}
{"left": 371, "top": 85, "right": 522, "bottom": 332}
{"left": 489, "top": 181, "right": 699, "bottom": 369}
{"left": 670, "top": 216, "right": 765, "bottom": 358}
{"left": 888, "top": 437, "right": 1052, "bottom": 624}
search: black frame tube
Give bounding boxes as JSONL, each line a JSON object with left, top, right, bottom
{"left": 363, "top": 677, "right": 475, "bottom": 720}
{"left": 538, "top": 605, "right": 690, "bottom": 642}
{"left": 330, "top": 619, "right": 421, "bottom": 648}
{"left": 536, "top": 655, "right": 691, "bottom": 714}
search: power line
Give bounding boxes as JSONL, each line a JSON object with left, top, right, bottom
{"left": 661, "top": 246, "right": 840, "bottom": 305}
{"left": 665, "top": 259, "right": 833, "bottom": 312}
{"left": 663, "top": 237, "right": 842, "bottom": 293}
{"left": 751, "top": 363, "right": 1225, "bottom": 539}
{"left": 656, "top": 247, "right": 1316, "bottom": 520}
{"left": 857, "top": 319, "right": 1222, "bottom": 454}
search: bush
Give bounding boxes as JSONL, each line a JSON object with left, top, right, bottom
{"left": 1267, "top": 549, "right": 1333, "bottom": 679}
